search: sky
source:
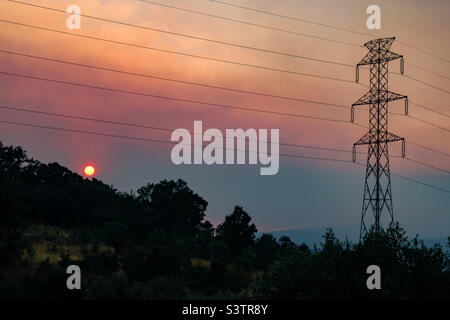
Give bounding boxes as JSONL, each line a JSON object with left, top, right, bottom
{"left": 0, "top": 0, "right": 449, "bottom": 237}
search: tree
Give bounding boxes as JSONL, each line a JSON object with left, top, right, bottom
{"left": 279, "top": 236, "right": 298, "bottom": 251}
{"left": 252, "top": 224, "right": 450, "bottom": 299}
{"left": 196, "top": 220, "right": 215, "bottom": 259}
{"left": 0, "top": 172, "right": 30, "bottom": 268}
{"left": 0, "top": 142, "right": 33, "bottom": 176}
{"left": 216, "top": 206, "right": 257, "bottom": 258}
{"left": 137, "top": 179, "right": 208, "bottom": 237}
{"left": 255, "top": 234, "right": 280, "bottom": 268}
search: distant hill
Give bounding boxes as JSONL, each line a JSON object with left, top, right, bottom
{"left": 262, "top": 225, "right": 359, "bottom": 248}
{"left": 263, "top": 226, "right": 448, "bottom": 249}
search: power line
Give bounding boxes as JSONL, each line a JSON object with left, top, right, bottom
{"left": 209, "top": 0, "right": 372, "bottom": 37}
{"left": 407, "top": 141, "right": 450, "bottom": 158}
{"left": 7, "top": 0, "right": 354, "bottom": 68}
{"left": 352, "top": 163, "right": 449, "bottom": 193}
{"left": 406, "top": 115, "right": 450, "bottom": 133}
{"left": 391, "top": 172, "right": 450, "bottom": 194}
{"left": 1, "top": 118, "right": 448, "bottom": 193}
{"left": 406, "top": 62, "right": 450, "bottom": 81}
{"left": 384, "top": 111, "right": 450, "bottom": 133}
{"left": 208, "top": 0, "right": 450, "bottom": 64}
{"left": 138, "top": 0, "right": 450, "bottom": 79}
{"left": 402, "top": 157, "right": 450, "bottom": 174}
{"left": 6, "top": 5, "right": 448, "bottom": 95}
{"left": 85, "top": 0, "right": 450, "bottom": 95}
{"left": 410, "top": 102, "right": 450, "bottom": 118}
{"left": 0, "top": 19, "right": 357, "bottom": 85}
{"left": 0, "top": 103, "right": 363, "bottom": 154}
{"left": 2, "top": 103, "right": 448, "bottom": 174}
{"left": 362, "top": 67, "right": 450, "bottom": 97}
{"left": 1, "top": 68, "right": 448, "bottom": 158}
{"left": 403, "top": 74, "right": 450, "bottom": 95}
{"left": 0, "top": 49, "right": 350, "bottom": 110}
{"left": 4, "top": 68, "right": 446, "bottom": 138}
{"left": 395, "top": 73, "right": 450, "bottom": 96}
{"left": 354, "top": 106, "right": 450, "bottom": 134}
{"left": 138, "top": 0, "right": 360, "bottom": 47}
{"left": 0, "top": 70, "right": 352, "bottom": 124}
{"left": 2, "top": 70, "right": 448, "bottom": 157}
{"left": 0, "top": 119, "right": 354, "bottom": 163}
{"left": 396, "top": 40, "right": 450, "bottom": 64}
{"left": 3, "top": 3, "right": 448, "bottom": 205}
{"left": 2, "top": 49, "right": 447, "bottom": 132}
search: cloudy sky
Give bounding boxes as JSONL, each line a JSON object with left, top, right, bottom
{"left": 0, "top": 0, "right": 448, "bottom": 237}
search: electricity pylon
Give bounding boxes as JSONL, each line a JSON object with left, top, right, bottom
{"left": 351, "top": 37, "right": 408, "bottom": 240}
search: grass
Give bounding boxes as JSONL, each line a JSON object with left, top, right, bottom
{"left": 32, "top": 243, "right": 82, "bottom": 263}
{"left": 191, "top": 258, "right": 212, "bottom": 268}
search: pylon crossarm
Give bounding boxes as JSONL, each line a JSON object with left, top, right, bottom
{"left": 386, "top": 91, "right": 407, "bottom": 103}
{"left": 352, "top": 91, "right": 407, "bottom": 106}
{"left": 356, "top": 52, "right": 374, "bottom": 67}
{"left": 352, "top": 92, "right": 373, "bottom": 106}
{"left": 384, "top": 132, "right": 404, "bottom": 143}
{"left": 357, "top": 50, "right": 402, "bottom": 66}
{"left": 353, "top": 131, "right": 404, "bottom": 146}
{"left": 354, "top": 132, "right": 372, "bottom": 145}
{"left": 364, "top": 37, "right": 396, "bottom": 49}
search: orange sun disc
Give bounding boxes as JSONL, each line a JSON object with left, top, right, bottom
{"left": 84, "top": 165, "right": 95, "bottom": 177}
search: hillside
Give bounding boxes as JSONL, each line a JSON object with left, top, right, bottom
{"left": 0, "top": 141, "right": 449, "bottom": 299}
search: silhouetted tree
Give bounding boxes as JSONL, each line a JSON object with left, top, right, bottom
{"left": 255, "top": 234, "right": 280, "bottom": 268}
{"left": 252, "top": 225, "right": 450, "bottom": 300}
{"left": 216, "top": 206, "right": 257, "bottom": 259}
{"left": 137, "top": 179, "right": 208, "bottom": 237}
{"left": 196, "top": 220, "right": 215, "bottom": 259}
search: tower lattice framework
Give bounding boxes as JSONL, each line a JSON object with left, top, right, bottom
{"left": 351, "top": 37, "right": 408, "bottom": 240}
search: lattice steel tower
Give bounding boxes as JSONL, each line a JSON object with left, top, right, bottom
{"left": 351, "top": 37, "right": 408, "bottom": 240}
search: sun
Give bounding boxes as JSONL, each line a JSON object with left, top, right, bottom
{"left": 84, "top": 165, "right": 95, "bottom": 177}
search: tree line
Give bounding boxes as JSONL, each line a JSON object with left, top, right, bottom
{"left": 0, "top": 142, "right": 448, "bottom": 299}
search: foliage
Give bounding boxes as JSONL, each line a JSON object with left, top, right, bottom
{"left": 251, "top": 225, "right": 450, "bottom": 299}
{"left": 216, "top": 206, "right": 257, "bottom": 260}
{"left": 0, "top": 141, "right": 448, "bottom": 300}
